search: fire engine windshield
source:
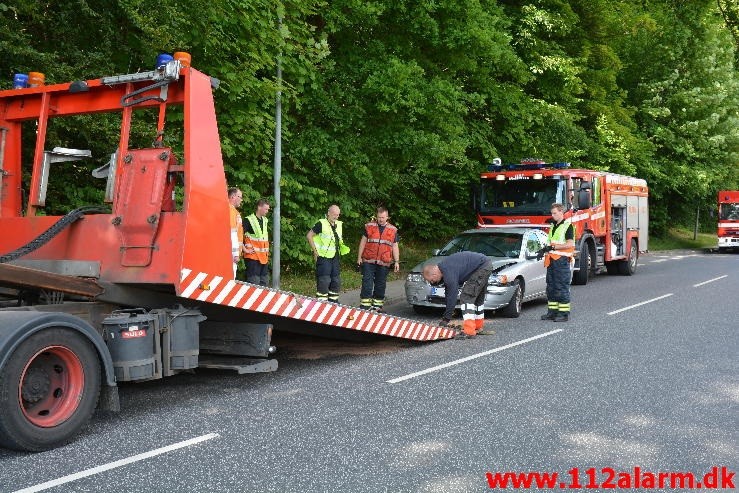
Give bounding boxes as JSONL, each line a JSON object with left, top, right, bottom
{"left": 719, "top": 203, "right": 739, "bottom": 220}
{"left": 479, "top": 178, "right": 566, "bottom": 215}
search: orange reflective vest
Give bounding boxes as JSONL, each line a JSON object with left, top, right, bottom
{"left": 229, "top": 204, "right": 244, "bottom": 259}
{"left": 244, "top": 214, "right": 269, "bottom": 264}
{"left": 361, "top": 222, "right": 397, "bottom": 266}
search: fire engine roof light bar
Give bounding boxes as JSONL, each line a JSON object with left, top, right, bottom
{"left": 487, "top": 157, "right": 503, "bottom": 172}
{"left": 486, "top": 159, "right": 571, "bottom": 172}
{"left": 551, "top": 162, "right": 571, "bottom": 169}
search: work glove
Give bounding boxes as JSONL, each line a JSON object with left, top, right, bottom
{"left": 536, "top": 245, "right": 554, "bottom": 260}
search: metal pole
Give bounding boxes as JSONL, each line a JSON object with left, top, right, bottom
{"left": 272, "top": 16, "right": 283, "bottom": 289}
{"left": 693, "top": 205, "right": 699, "bottom": 240}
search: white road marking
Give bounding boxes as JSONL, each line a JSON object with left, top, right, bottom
{"left": 386, "top": 329, "right": 563, "bottom": 384}
{"left": 607, "top": 293, "right": 673, "bottom": 315}
{"left": 13, "top": 433, "right": 219, "bottom": 493}
{"left": 693, "top": 275, "right": 728, "bottom": 287}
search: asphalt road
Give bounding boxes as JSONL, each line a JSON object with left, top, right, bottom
{"left": 1, "top": 250, "right": 737, "bottom": 492}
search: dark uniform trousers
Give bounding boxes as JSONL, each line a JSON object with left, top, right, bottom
{"left": 545, "top": 256, "right": 571, "bottom": 312}
{"left": 316, "top": 256, "right": 341, "bottom": 302}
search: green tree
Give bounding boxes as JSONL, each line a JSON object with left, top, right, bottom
{"left": 621, "top": 1, "right": 739, "bottom": 233}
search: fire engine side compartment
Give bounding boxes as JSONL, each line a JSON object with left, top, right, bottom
{"left": 610, "top": 194, "right": 649, "bottom": 252}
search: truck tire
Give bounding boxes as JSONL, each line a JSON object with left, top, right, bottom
{"left": 571, "top": 244, "right": 590, "bottom": 285}
{"left": 498, "top": 280, "right": 522, "bottom": 318}
{"left": 618, "top": 239, "right": 638, "bottom": 275}
{"left": 0, "top": 328, "right": 101, "bottom": 452}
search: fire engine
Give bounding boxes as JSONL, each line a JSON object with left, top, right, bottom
{"left": 0, "top": 59, "right": 456, "bottom": 452}
{"left": 473, "top": 159, "right": 649, "bottom": 285}
{"left": 717, "top": 190, "right": 739, "bottom": 252}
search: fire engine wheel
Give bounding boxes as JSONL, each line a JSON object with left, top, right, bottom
{"left": 499, "top": 280, "right": 522, "bottom": 318}
{"left": 571, "top": 244, "right": 590, "bottom": 285}
{"left": 0, "top": 328, "right": 101, "bottom": 452}
{"left": 618, "top": 239, "right": 638, "bottom": 276}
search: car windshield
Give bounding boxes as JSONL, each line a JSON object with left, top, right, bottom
{"left": 438, "top": 232, "right": 523, "bottom": 258}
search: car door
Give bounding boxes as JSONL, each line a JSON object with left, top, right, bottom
{"left": 522, "top": 230, "right": 548, "bottom": 299}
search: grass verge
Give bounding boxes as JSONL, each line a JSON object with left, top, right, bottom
{"left": 649, "top": 228, "right": 716, "bottom": 251}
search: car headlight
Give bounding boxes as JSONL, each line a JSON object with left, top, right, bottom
{"left": 407, "top": 273, "right": 424, "bottom": 283}
{"left": 489, "top": 274, "right": 508, "bottom": 286}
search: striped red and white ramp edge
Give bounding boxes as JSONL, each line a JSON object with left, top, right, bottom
{"left": 179, "top": 268, "right": 456, "bottom": 341}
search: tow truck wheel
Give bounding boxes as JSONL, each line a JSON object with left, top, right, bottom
{"left": 0, "top": 328, "right": 101, "bottom": 452}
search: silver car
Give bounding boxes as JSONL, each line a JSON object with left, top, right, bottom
{"left": 405, "top": 228, "right": 550, "bottom": 318}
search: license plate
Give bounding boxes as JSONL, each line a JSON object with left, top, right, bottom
{"left": 430, "top": 286, "right": 445, "bottom": 297}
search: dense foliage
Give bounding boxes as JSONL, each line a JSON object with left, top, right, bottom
{"left": 2, "top": 0, "right": 737, "bottom": 271}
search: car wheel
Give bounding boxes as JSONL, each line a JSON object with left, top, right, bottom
{"left": 412, "top": 305, "right": 436, "bottom": 315}
{"left": 499, "top": 280, "right": 522, "bottom": 318}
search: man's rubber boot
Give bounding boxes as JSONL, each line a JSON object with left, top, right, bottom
{"left": 462, "top": 320, "right": 477, "bottom": 337}
{"left": 540, "top": 310, "right": 557, "bottom": 321}
{"left": 553, "top": 312, "right": 569, "bottom": 322}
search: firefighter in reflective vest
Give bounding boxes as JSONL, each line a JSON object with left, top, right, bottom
{"left": 539, "top": 203, "right": 575, "bottom": 322}
{"left": 306, "top": 204, "right": 350, "bottom": 302}
{"left": 356, "top": 206, "right": 400, "bottom": 311}
{"left": 244, "top": 198, "right": 270, "bottom": 286}
{"left": 228, "top": 187, "right": 246, "bottom": 279}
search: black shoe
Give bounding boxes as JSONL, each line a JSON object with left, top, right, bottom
{"left": 553, "top": 313, "right": 569, "bottom": 322}
{"left": 540, "top": 311, "right": 557, "bottom": 320}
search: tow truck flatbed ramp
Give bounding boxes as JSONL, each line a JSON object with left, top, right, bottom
{"left": 179, "top": 268, "right": 456, "bottom": 342}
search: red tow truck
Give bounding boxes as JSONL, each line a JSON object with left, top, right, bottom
{"left": 0, "top": 60, "right": 455, "bottom": 451}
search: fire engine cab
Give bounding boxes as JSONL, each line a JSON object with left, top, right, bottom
{"left": 473, "top": 159, "right": 649, "bottom": 285}
{"left": 717, "top": 190, "right": 739, "bottom": 252}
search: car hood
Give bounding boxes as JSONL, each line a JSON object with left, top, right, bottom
{"left": 410, "top": 256, "right": 521, "bottom": 273}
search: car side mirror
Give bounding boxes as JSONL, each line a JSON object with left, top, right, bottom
{"left": 432, "top": 249, "right": 441, "bottom": 256}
